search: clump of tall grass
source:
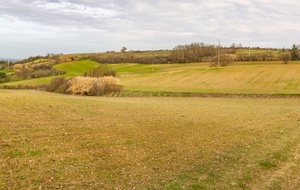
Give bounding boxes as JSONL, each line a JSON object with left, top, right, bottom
{"left": 46, "top": 76, "right": 122, "bottom": 96}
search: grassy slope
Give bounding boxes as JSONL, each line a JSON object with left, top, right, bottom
{"left": 0, "top": 60, "right": 99, "bottom": 86}
{"left": 2, "top": 59, "right": 300, "bottom": 94}
{"left": 111, "top": 61, "right": 300, "bottom": 94}
{"left": 53, "top": 59, "right": 99, "bottom": 76}
{"left": 0, "top": 90, "right": 300, "bottom": 189}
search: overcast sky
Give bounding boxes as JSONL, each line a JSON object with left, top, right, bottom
{"left": 1, "top": 0, "right": 300, "bottom": 59}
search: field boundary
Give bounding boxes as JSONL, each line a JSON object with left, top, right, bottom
{"left": 1, "top": 88, "right": 300, "bottom": 98}
{"left": 115, "top": 91, "right": 300, "bottom": 98}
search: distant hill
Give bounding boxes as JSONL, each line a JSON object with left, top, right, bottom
{"left": 1, "top": 45, "right": 299, "bottom": 95}
{"left": 0, "top": 58, "right": 21, "bottom": 63}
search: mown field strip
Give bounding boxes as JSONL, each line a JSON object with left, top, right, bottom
{"left": 117, "top": 63, "right": 300, "bottom": 94}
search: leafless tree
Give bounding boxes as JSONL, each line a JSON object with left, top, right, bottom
{"left": 281, "top": 52, "right": 291, "bottom": 64}
{"left": 121, "top": 47, "right": 127, "bottom": 53}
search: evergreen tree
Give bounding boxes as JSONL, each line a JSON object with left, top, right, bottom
{"left": 290, "top": 44, "right": 300, "bottom": 61}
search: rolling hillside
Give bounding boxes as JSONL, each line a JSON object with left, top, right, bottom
{"left": 53, "top": 59, "right": 99, "bottom": 76}
{"left": 111, "top": 62, "right": 300, "bottom": 94}
{"left": 0, "top": 59, "right": 100, "bottom": 86}
{"left": 1, "top": 59, "right": 300, "bottom": 95}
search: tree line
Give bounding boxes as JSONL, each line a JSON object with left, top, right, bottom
{"left": 91, "top": 43, "right": 300, "bottom": 65}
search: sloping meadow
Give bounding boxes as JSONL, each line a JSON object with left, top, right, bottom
{"left": 114, "top": 62, "right": 300, "bottom": 94}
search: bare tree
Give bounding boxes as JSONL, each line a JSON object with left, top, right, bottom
{"left": 121, "top": 47, "right": 127, "bottom": 53}
{"left": 170, "top": 42, "right": 217, "bottom": 63}
{"left": 281, "top": 52, "right": 291, "bottom": 64}
{"left": 211, "top": 54, "right": 233, "bottom": 67}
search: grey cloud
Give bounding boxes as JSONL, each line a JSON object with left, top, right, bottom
{"left": 0, "top": 0, "right": 124, "bottom": 31}
{"left": 1, "top": 0, "right": 300, "bottom": 58}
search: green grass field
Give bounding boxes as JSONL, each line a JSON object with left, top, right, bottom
{"left": 53, "top": 59, "right": 99, "bottom": 77}
{"left": 0, "top": 90, "right": 300, "bottom": 189}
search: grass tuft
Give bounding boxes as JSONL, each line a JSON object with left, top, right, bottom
{"left": 259, "top": 160, "right": 277, "bottom": 169}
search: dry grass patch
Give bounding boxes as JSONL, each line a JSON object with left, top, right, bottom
{"left": 67, "top": 76, "right": 122, "bottom": 96}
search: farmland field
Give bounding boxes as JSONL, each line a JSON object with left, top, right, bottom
{"left": 1, "top": 90, "right": 300, "bottom": 189}
{"left": 112, "top": 62, "right": 300, "bottom": 94}
{"left": 3, "top": 61, "right": 300, "bottom": 95}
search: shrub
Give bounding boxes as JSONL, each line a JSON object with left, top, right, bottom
{"left": 46, "top": 77, "right": 70, "bottom": 93}
{"left": 0, "top": 73, "right": 9, "bottom": 83}
{"left": 83, "top": 64, "right": 116, "bottom": 78}
{"left": 15, "top": 67, "right": 65, "bottom": 80}
{"left": 91, "top": 53, "right": 172, "bottom": 64}
{"left": 101, "top": 77, "right": 123, "bottom": 94}
{"left": 31, "top": 62, "right": 52, "bottom": 70}
{"left": 291, "top": 44, "right": 300, "bottom": 61}
{"left": 55, "top": 83, "right": 71, "bottom": 94}
{"left": 0, "top": 84, "right": 34, "bottom": 89}
{"left": 281, "top": 52, "right": 291, "bottom": 64}
{"left": 30, "top": 70, "right": 53, "bottom": 78}
{"left": 15, "top": 68, "right": 32, "bottom": 79}
{"left": 45, "top": 76, "right": 122, "bottom": 96}
{"left": 13, "top": 64, "right": 24, "bottom": 70}
{"left": 67, "top": 76, "right": 122, "bottom": 96}
{"left": 211, "top": 54, "right": 233, "bottom": 67}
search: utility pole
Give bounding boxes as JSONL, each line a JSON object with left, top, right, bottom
{"left": 217, "top": 40, "right": 221, "bottom": 68}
